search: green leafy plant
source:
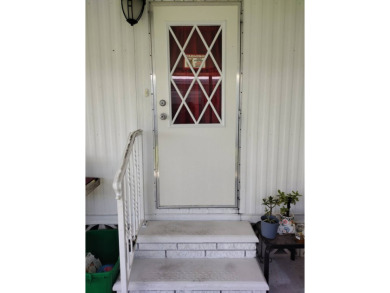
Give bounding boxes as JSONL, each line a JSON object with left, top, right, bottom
{"left": 278, "top": 190, "right": 302, "bottom": 217}
{"left": 261, "top": 195, "right": 280, "bottom": 223}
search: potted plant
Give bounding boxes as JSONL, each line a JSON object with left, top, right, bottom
{"left": 277, "top": 190, "right": 302, "bottom": 235}
{"left": 258, "top": 195, "right": 280, "bottom": 239}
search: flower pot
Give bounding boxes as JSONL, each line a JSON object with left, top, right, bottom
{"left": 277, "top": 214, "right": 295, "bottom": 235}
{"left": 259, "top": 215, "right": 280, "bottom": 239}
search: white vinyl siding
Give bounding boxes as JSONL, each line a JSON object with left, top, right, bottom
{"left": 86, "top": 0, "right": 304, "bottom": 223}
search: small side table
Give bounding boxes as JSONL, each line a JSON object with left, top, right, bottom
{"left": 254, "top": 225, "right": 304, "bottom": 285}
{"left": 86, "top": 177, "right": 100, "bottom": 196}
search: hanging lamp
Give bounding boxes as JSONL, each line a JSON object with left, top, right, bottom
{"left": 121, "top": 0, "right": 146, "bottom": 26}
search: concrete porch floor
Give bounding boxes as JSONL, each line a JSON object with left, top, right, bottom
{"left": 265, "top": 249, "right": 304, "bottom": 293}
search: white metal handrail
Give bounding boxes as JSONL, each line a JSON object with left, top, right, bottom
{"left": 113, "top": 129, "right": 144, "bottom": 293}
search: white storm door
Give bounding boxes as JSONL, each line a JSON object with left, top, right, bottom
{"left": 152, "top": 3, "right": 240, "bottom": 208}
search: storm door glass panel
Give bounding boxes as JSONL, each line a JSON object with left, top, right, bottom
{"left": 169, "top": 25, "right": 222, "bottom": 125}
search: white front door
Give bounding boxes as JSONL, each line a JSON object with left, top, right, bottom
{"left": 151, "top": 2, "right": 240, "bottom": 208}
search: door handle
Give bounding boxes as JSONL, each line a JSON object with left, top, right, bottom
{"left": 160, "top": 113, "right": 167, "bottom": 120}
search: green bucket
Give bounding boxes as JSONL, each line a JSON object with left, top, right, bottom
{"left": 86, "top": 229, "right": 120, "bottom": 293}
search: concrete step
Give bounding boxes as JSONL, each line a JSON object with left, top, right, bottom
{"left": 135, "top": 221, "right": 258, "bottom": 259}
{"left": 137, "top": 221, "right": 258, "bottom": 243}
{"left": 112, "top": 258, "right": 269, "bottom": 293}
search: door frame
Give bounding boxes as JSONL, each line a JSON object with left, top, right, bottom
{"left": 148, "top": 1, "right": 243, "bottom": 210}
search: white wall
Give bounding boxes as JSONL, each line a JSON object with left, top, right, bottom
{"left": 85, "top": 0, "right": 149, "bottom": 223}
{"left": 240, "top": 0, "right": 304, "bottom": 219}
{"left": 86, "top": 0, "right": 304, "bottom": 224}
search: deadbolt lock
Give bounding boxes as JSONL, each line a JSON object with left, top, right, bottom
{"left": 160, "top": 113, "right": 167, "bottom": 120}
{"left": 159, "top": 99, "right": 167, "bottom": 106}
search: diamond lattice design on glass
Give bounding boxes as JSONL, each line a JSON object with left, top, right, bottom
{"left": 169, "top": 25, "right": 222, "bottom": 124}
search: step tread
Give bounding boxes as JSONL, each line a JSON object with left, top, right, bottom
{"left": 113, "top": 258, "right": 269, "bottom": 291}
{"left": 137, "top": 221, "right": 258, "bottom": 243}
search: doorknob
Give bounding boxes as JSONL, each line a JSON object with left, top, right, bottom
{"left": 159, "top": 99, "right": 167, "bottom": 106}
{"left": 160, "top": 113, "right": 167, "bottom": 120}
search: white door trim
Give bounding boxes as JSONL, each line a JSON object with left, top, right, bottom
{"left": 149, "top": 1, "right": 242, "bottom": 210}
